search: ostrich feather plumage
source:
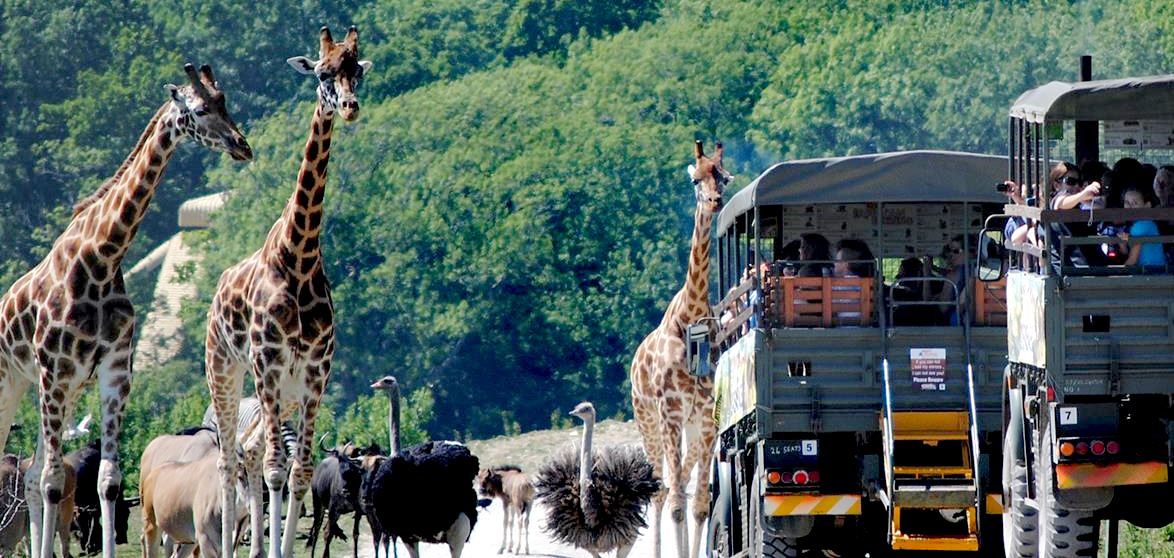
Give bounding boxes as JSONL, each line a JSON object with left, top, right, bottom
{"left": 534, "top": 433, "right": 659, "bottom": 554}
{"left": 369, "top": 440, "right": 479, "bottom": 545}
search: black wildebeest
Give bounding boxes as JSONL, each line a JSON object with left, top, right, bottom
{"left": 307, "top": 435, "right": 365, "bottom": 558}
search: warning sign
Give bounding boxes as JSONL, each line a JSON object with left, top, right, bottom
{"left": 911, "top": 348, "right": 947, "bottom": 391}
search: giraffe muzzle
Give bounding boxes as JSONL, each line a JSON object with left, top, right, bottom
{"left": 229, "top": 139, "right": 254, "bottom": 161}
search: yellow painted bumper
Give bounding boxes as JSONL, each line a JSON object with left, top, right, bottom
{"left": 1055, "top": 461, "right": 1168, "bottom": 489}
{"left": 762, "top": 494, "right": 861, "bottom": 516}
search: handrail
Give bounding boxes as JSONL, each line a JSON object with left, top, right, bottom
{"left": 965, "top": 362, "right": 982, "bottom": 513}
{"left": 881, "top": 358, "right": 895, "bottom": 504}
{"left": 1003, "top": 204, "right": 1174, "bottom": 223}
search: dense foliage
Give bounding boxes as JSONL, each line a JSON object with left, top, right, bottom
{"left": 2, "top": 0, "right": 1172, "bottom": 479}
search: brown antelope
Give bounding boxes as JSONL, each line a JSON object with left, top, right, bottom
{"left": 477, "top": 465, "right": 534, "bottom": 555}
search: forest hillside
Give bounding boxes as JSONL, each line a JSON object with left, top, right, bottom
{"left": 1, "top": 1, "right": 1171, "bottom": 478}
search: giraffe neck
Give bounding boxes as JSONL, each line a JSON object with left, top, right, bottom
{"left": 668, "top": 201, "right": 713, "bottom": 327}
{"left": 266, "top": 101, "right": 334, "bottom": 271}
{"left": 68, "top": 102, "right": 181, "bottom": 270}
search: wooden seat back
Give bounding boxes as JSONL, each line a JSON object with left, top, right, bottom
{"left": 774, "top": 276, "right": 873, "bottom": 328}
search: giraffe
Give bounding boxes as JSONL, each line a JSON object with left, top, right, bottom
{"left": 204, "top": 26, "right": 371, "bottom": 558}
{"left": 0, "top": 64, "right": 251, "bottom": 558}
{"left": 630, "top": 140, "right": 730, "bottom": 558}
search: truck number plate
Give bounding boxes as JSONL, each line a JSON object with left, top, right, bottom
{"left": 1059, "top": 407, "right": 1078, "bottom": 425}
{"left": 775, "top": 440, "right": 819, "bottom": 456}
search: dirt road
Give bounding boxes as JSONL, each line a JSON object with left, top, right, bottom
{"left": 356, "top": 494, "right": 703, "bottom": 558}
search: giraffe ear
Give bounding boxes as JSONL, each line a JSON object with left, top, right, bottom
{"left": 358, "top": 60, "right": 374, "bottom": 76}
{"left": 287, "top": 56, "right": 318, "bottom": 75}
{"left": 164, "top": 84, "right": 183, "bottom": 104}
{"left": 687, "top": 164, "right": 698, "bottom": 182}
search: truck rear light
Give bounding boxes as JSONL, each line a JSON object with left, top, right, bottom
{"left": 767, "top": 471, "right": 782, "bottom": 484}
{"left": 1059, "top": 442, "right": 1075, "bottom": 457}
{"left": 781, "top": 472, "right": 793, "bottom": 484}
{"left": 1046, "top": 386, "right": 1056, "bottom": 401}
{"left": 1090, "top": 440, "right": 1105, "bottom": 455}
{"left": 1106, "top": 441, "right": 1120, "bottom": 455}
{"left": 793, "top": 470, "right": 810, "bottom": 485}
{"left": 1076, "top": 442, "right": 1089, "bottom": 455}
{"left": 808, "top": 470, "right": 820, "bottom": 483}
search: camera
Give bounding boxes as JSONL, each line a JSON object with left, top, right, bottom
{"left": 995, "top": 182, "right": 1011, "bottom": 193}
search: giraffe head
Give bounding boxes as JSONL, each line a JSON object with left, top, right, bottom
{"left": 687, "top": 140, "right": 731, "bottom": 214}
{"left": 164, "top": 63, "right": 253, "bottom": 161}
{"left": 288, "top": 26, "right": 373, "bottom": 122}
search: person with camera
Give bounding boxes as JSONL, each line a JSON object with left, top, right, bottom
{"left": 997, "top": 180, "right": 1037, "bottom": 251}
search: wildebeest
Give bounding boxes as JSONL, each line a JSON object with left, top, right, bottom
{"left": 68, "top": 441, "right": 132, "bottom": 555}
{"left": 308, "top": 436, "right": 365, "bottom": 558}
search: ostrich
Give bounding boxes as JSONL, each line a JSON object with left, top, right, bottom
{"left": 367, "top": 375, "right": 479, "bottom": 558}
{"left": 534, "top": 402, "right": 660, "bottom": 558}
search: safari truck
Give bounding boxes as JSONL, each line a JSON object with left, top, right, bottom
{"left": 988, "top": 71, "right": 1174, "bottom": 558}
{"left": 704, "top": 151, "right": 1010, "bottom": 557}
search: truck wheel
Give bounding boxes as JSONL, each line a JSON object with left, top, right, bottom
{"left": 761, "top": 535, "right": 800, "bottom": 558}
{"left": 750, "top": 474, "right": 801, "bottom": 558}
{"left": 1002, "top": 431, "right": 1037, "bottom": 558}
{"left": 1036, "top": 435, "right": 1099, "bottom": 558}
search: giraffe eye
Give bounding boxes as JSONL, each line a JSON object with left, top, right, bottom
{"left": 194, "top": 108, "right": 208, "bottom": 117}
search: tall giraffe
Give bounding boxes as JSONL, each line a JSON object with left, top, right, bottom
{"left": 204, "top": 26, "right": 371, "bottom": 558}
{"left": 0, "top": 64, "right": 251, "bottom": 558}
{"left": 631, "top": 141, "right": 730, "bottom": 558}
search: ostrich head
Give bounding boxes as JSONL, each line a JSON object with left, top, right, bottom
{"left": 568, "top": 401, "right": 596, "bottom": 423}
{"left": 370, "top": 375, "right": 398, "bottom": 393}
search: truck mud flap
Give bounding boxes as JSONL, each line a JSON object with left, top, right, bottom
{"left": 762, "top": 494, "right": 861, "bottom": 516}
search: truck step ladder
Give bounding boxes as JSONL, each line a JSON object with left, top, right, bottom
{"left": 880, "top": 360, "right": 982, "bottom": 552}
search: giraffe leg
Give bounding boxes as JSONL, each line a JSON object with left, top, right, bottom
{"left": 34, "top": 382, "right": 69, "bottom": 558}
{"left": 255, "top": 391, "right": 288, "bottom": 558}
{"left": 25, "top": 435, "right": 45, "bottom": 558}
{"left": 244, "top": 445, "right": 266, "bottom": 558}
{"left": 660, "top": 414, "right": 688, "bottom": 558}
{"left": 681, "top": 398, "right": 717, "bottom": 558}
{"left": 281, "top": 383, "right": 325, "bottom": 558}
{"left": 632, "top": 393, "right": 665, "bottom": 558}
{"left": 206, "top": 342, "right": 245, "bottom": 558}
{"left": 97, "top": 351, "right": 132, "bottom": 558}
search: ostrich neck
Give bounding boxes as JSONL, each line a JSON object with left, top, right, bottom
{"left": 387, "top": 389, "right": 401, "bottom": 455}
{"left": 578, "top": 415, "right": 594, "bottom": 512}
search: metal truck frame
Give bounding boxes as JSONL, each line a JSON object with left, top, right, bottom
{"left": 706, "top": 150, "right": 1010, "bottom": 557}
{"left": 992, "top": 71, "right": 1174, "bottom": 558}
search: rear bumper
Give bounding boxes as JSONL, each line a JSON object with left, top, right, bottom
{"left": 1055, "top": 461, "right": 1168, "bottom": 489}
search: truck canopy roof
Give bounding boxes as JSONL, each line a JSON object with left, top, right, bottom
{"left": 1009, "top": 74, "right": 1174, "bottom": 124}
{"left": 718, "top": 150, "right": 1006, "bottom": 234}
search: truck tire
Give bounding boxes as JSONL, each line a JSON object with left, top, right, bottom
{"left": 761, "top": 535, "right": 800, "bottom": 558}
{"left": 1003, "top": 431, "right": 1037, "bottom": 558}
{"left": 750, "top": 473, "right": 801, "bottom": 558}
{"left": 1036, "top": 434, "right": 1099, "bottom": 558}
